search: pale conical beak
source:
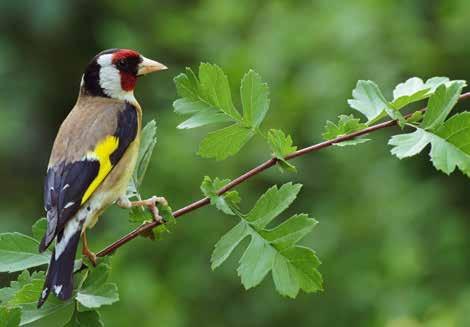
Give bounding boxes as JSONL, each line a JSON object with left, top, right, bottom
{"left": 137, "top": 56, "right": 167, "bottom": 76}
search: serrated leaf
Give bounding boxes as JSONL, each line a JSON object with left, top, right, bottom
{"left": 266, "top": 129, "right": 297, "bottom": 172}
{"left": 211, "top": 222, "right": 250, "bottom": 270}
{"left": 211, "top": 183, "right": 322, "bottom": 297}
{"left": 259, "top": 214, "right": 317, "bottom": 251}
{"left": 201, "top": 176, "right": 241, "bottom": 215}
{"left": 421, "top": 81, "right": 466, "bottom": 130}
{"left": 134, "top": 120, "right": 157, "bottom": 187}
{"left": 389, "top": 112, "right": 470, "bottom": 176}
{"left": 32, "top": 218, "right": 47, "bottom": 242}
{"left": 347, "top": 80, "right": 390, "bottom": 122}
{"left": 0, "top": 306, "right": 21, "bottom": 327}
{"left": 20, "top": 302, "right": 74, "bottom": 327}
{"left": 174, "top": 65, "right": 239, "bottom": 129}
{"left": 245, "top": 183, "right": 302, "bottom": 228}
{"left": 272, "top": 246, "right": 322, "bottom": 298}
{"left": 388, "top": 128, "right": 432, "bottom": 159}
{"left": 237, "top": 234, "right": 276, "bottom": 289}
{"left": 199, "top": 63, "right": 241, "bottom": 121}
{"left": 391, "top": 77, "right": 449, "bottom": 109}
{"left": 174, "top": 68, "right": 200, "bottom": 100}
{"left": 430, "top": 112, "right": 470, "bottom": 175}
{"left": 240, "top": 70, "right": 270, "bottom": 128}
{"left": 76, "top": 263, "right": 119, "bottom": 310}
{"left": 0, "top": 271, "right": 43, "bottom": 304}
{"left": 1, "top": 271, "right": 74, "bottom": 326}
{"left": 0, "top": 233, "right": 51, "bottom": 272}
{"left": 198, "top": 124, "right": 254, "bottom": 160}
{"left": 322, "top": 114, "right": 366, "bottom": 140}
{"left": 267, "top": 129, "right": 297, "bottom": 156}
{"left": 64, "top": 309, "right": 103, "bottom": 327}
{"left": 173, "top": 98, "right": 208, "bottom": 115}
{"left": 177, "top": 109, "right": 232, "bottom": 129}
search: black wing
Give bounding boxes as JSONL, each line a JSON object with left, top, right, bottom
{"left": 39, "top": 102, "right": 138, "bottom": 251}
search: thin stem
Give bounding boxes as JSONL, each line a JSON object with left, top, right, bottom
{"left": 96, "top": 92, "right": 470, "bottom": 257}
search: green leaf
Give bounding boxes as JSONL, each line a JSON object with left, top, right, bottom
{"left": 199, "top": 63, "right": 241, "bottom": 121}
{"left": 259, "top": 214, "right": 317, "bottom": 251}
{"left": 126, "top": 120, "right": 159, "bottom": 224}
{"left": 391, "top": 77, "right": 449, "bottom": 109}
{"left": 201, "top": 176, "right": 241, "bottom": 215}
{"left": 245, "top": 183, "right": 302, "bottom": 229}
{"left": 21, "top": 303, "right": 74, "bottom": 327}
{"left": 0, "top": 233, "right": 51, "bottom": 272}
{"left": 388, "top": 128, "right": 432, "bottom": 159}
{"left": 347, "top": 80, "right": 390, "bottom": 122}
{"left": 0, "top": 306, "right": 21, "bottom": 327}
{"left": 1, "top": 271, "right": 74, "bottom": 326}
{"left": 198, "top": 124, "right": 254, "bottom": 160}
{"left": 133, "top": 120, "right": 157, "bottom": 187}
{"left": 173, "top": 98, "right": 208, "bottom": 115}
{"left": 174, "top": 65, "right": 239, "bottom": 129}
{"left": 430, "top": 112, "right": 470, "bottom": 175}
{"left": 240, "top": 70, "right": 270, "bottom": 128}
{"left": 0, "top": 271, "right": 41, "bottom": 304}
{"left": 31, "top": 218, "right": 47, "bottom": 242}
{"left": 407, "top": 111, "right": 424, "bottom": 124}
{"left": 266, "top": 129, "right": 297, "bottom": 172}
{"left": 237, "top": 234, "right": 276, "bottom": 289}
{"left": 128, "top": 206, "right": 152, "bottom": 224}
{"left": 174, "top": 68, "right": 200, "bottom": 100}
{"left": 211, "top": 222, "right": 250, "bottom": 270}
{"left": 272, "top": 246, "right": 322, "bottom": 298}
{"left": 211, "top": 183, "right": 322, "bottom": 297}
{"left": 267, "top": 128, "right": 297, "bottom": 156}
{"left": 76, "top": 263, "right": 119, "bottom": 310}
{"left": 421, "top": 81, "right": 466, "bottom": 131}
{"left": 322, "top": 114, "right": 366, "bottom": 140}
{"left": 389, "top": 112, "right": 470, "bottom": 176}
{"left": 177, "top": 109, "right": 232, "bottom": 129}
{"left": 64, "top": 309, "right": 103, "bottom": 327}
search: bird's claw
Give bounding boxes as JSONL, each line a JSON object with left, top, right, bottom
{"left": 82, "top": 247, "right": 97, "bottom": 266}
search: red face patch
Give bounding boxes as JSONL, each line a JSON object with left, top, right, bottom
{"left": 120, "top": 72, "right": 137, "bottom": 91}
{"left": 111, "top": 49, "right": 140, "bottom": 64}
{"left": 112, "top": 49, "right": 141, "bottom": 91}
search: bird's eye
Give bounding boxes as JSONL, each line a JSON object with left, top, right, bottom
{"left": 116, "top": 59, "right": 128, "bottom": 70}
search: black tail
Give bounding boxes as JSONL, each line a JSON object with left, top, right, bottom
{"left": 37, "top": 230, "right": 81, "bottom": 308}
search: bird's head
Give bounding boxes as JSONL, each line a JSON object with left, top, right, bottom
{"left": 82, "top": 48, "right": 167, "bottom": 101}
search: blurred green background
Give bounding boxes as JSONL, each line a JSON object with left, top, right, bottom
{"left": 2, "top": 0, "right": 470, "bottom": 326}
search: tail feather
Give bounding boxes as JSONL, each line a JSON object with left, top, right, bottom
{"left": 37, "top": 229, "right": 81, "bottom": 308}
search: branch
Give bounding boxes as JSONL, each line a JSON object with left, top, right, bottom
{"left": 96, "top": 92, "right": 470, "bottom": 257}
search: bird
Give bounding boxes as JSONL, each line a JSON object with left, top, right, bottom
{"left": 37, "top": 49, "right": 167, "bottom": 308}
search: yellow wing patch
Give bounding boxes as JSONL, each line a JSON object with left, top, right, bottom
{"left": 81, "top": 135, "right": 119, "bottom": 204}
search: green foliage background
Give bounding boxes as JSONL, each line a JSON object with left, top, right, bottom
{"left": 2, "top": 0, "right": 470, "bottom": 326}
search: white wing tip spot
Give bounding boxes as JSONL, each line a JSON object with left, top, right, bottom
{"left": 53, "top": 285, "right": 63, "bottom": 296}
{"left": 64, "top": 201, "right": 75, "bottom": 209}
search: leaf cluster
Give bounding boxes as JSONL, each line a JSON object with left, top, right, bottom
{"left": 0, "top": 220, "right": 118, "bottom": 326}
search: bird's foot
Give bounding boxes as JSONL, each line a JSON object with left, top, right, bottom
{"left": 82, "top": 245, "right": 97, "bottom": 266}
{"left": 117, "top": 196, "right": 168, "bottom": 223}
{"left": 81, "top": 232, "right": 97, "bottom": 266}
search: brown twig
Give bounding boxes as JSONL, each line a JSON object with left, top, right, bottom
{"left": 96, "top": 91, "right": 470, "bottom": 257}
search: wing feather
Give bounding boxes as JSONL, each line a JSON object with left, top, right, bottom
{"left": 40, "top": 101, "right": 138, "bottom": 251}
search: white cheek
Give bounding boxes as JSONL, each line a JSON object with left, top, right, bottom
{"left": 96, "top": 54, "right": 136, "bottom": 103}
{"left": 99, "top": 65, "right": 122, "bottom": 96}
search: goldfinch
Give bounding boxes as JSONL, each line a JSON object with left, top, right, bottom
{"left": 37, "top": 49, "right": 167, "bottom": 308}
